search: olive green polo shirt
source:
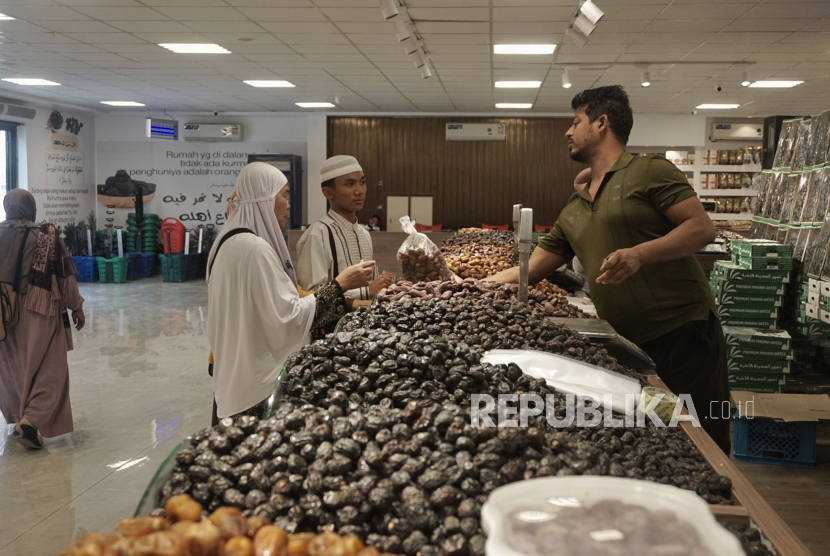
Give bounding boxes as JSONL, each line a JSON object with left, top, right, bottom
{"left": 539, "top": 152, "right": 716, "bottom": 345}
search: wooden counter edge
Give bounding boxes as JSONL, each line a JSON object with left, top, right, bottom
{"left": 646, "top": 376, "right": 813, "bottom": 556}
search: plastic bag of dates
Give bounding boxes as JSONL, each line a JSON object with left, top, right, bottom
{"left": 397, "top": 216, "right": 452, "bottom": 283}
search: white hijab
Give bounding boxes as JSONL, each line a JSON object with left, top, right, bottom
{"left": 208, "top": 162, "right": 296, "bottom": 284}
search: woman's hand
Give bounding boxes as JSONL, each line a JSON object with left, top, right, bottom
{"left": 368, "top": 271, "right": 395, "bottom": 296}
{"left": 336, "top": 260, "right": 376, "bottom": 291}
{"left": 72, "top": 308, "right": 86, "bottom": 331}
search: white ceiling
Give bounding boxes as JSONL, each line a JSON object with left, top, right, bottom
{"left": 0, "top": 0, "right": 828, "bottom": 115}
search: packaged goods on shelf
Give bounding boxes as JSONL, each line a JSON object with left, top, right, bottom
{"left": 712, "top": 279, "right": 788, "bottom": 297}
{"left": 720, "top": 317, "right": 780, "bottom": 329}
{"left": 719, "top": 306, "right": 779, "bottom": 319}
{"left": 728, "top": 345, "right": 792, "bottom": 361}
{"left": 732, "top": 240, "right": 794, "bottom": 259}
{"left": 792, "top": 117, "right": 813, "bottom": 172}
{"left": 724, "top": 327, "right": 791, "bottom": 351}
{"left": 729, "top": 358, "right": 791, "bottom": 374}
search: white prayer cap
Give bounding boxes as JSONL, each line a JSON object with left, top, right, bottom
{"left": 320, "top": 155, "right": 363, "bottom": 184}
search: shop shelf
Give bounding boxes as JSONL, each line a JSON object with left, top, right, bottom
{"left": 732, "top": 415, "right": 817, "bottom": 468}
{"left": 72, "top": 256, "right": 98, "bottom": 282}
{"left": 95, "top": 257, "right": 130, "bottom": 284}
{"left": 160, "top": 253, "right": 189, "bottom": 282}
{"left": 696, "top": 189, "right": 759, "bottom": 196}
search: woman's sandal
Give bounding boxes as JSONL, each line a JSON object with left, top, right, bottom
{"left": 15, "top": 423, "right": 43, "bottom": 450}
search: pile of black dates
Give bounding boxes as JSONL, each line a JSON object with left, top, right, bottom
{"left": 162, "top": 398, "right": 732, "bottom": 556}
{"left": 340, "top": 297, "right": 640, "bottom": 383}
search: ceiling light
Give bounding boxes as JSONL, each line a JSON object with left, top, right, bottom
{"left": 101, "top": 101, "right": 145, "bottom": 107}
{"left": 494, "top": 44, "right": 556, "bottom": 55}
{"left": 394, "top": 21, "right": 411, "bottom": 41}
{"left": 696, "top": 104, "right": 740, "bottom": 109}
{"left": 641, "top": 70, "right": 651, "bottom": 88}
{"left": 741, "top": 69, "right": 750, "bottom": 87}
{"left": 567, "top": 29, "right": 589, "bottom": 49}
{"left": 159, "top": 43, "right": 230, "bottom": 54}
{"left": 496, "top": 103, "right": 532, "bottom": 109}
{"left": 495, "top": 81, "right": 541, "bottom": 89}
{"left": 402, "top": 37, "right": 418, "bottom": 55}
{"left": 748, "top": 80, "right": 803, "bottom": 88}
{"left": 411, "top": 50, "right": 426, "bottom": 68}
{"left": 420, "top": 63, "right": 432, "bottom": 79}
{"left": 244, "top": 80, "right": 295, "bottom": 88}
{"left": 573, "top": 13, "right": 596, "bottom": 36}
{"left": 2, "top": 78, "right": 60, "bottom": 86}
{"left": 379, "top": 0, "right": 399, "bottom": 20}
{"left": 562, "top": 70, "right": 572, "bottom": 89}
{"left": 580, "top": 0, "right": 604, "bottom": 25}
{"left": 296, "top": 102, "right": 335, "bottom": 108}
{"left": 0, "top": 13, "right": 15, "bottom": 20}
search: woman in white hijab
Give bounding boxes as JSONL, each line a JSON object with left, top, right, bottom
{"left": 207, "top": 162, "right": 374, "bottom": 419}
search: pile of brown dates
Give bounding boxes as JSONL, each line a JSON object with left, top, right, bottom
{"left": 340, "top": 298, "right": 633, "bottom": 381}
{"left": 376, "top": 279, "right": 589, "bottom": 319}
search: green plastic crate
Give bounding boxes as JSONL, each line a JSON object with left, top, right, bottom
{"left": 160, "top": 254, "right": 189, "bottom": 282}
{"left": 95, "top": 257, "right": 129, "bottom": 283}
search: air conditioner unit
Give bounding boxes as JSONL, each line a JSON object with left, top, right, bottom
{"left": 446, "top": 123, "right": 506, "bottom": 142}
{"left": 182, "top": 123, "right": 242, "bottom": 142}
{"left": 0, "top": 101, "right": 36, "bottom": 120}
{"left": 710, "top": 122, "right": 762, "bottom": 142}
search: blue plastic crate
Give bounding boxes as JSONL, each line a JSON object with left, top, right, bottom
{"left": 125, "top": 253, "right": 141, "bottom": 281}
{"left": 72, "top": 256, "right": 98, "bottom": 282}
{"left": 186, "top": 253, "right": 199, "bottom": 281}
{"left": 732, "top": 415, "right": 817, "bottom": 468}
{"left": 136, "top": 253, "right": 155, "bottom": 278}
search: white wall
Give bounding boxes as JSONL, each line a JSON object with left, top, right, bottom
{"left": 95, "top": 113, "right": 322, "bottom": 229}
{"left": 628, "top": 114, "right": 708, "bottom": 148}
{"left": 0, "top": 99, "right": 96, "bottom": 228}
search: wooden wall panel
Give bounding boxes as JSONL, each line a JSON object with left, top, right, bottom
{"left": 326, "top": 117, "right": 586, "bottom": 230}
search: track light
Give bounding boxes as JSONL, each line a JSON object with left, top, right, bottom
{"left": 567, "top": 28, "right": 589, "bottom": 49}
{"left": 379, "top": 0, "right": 399, "bottom": 20}
{"left": 573, "top": 13, "right": 596, "bottom": 36}
{"left": 580, "top": 0, "right": 604, "bottom": 25}
{"left": 741, "top": 69, "right": 750, "bottom": 87}
{"left": 411, "top": 49, "right": 426, "bottom": 68}
{"left": 394, "top": 20, "right": 411, "bottom": 41}
{"left": 641, "top": 70, "right": 651, "bottom": 88}
{"left": 562, "top": 70, "right": 572, "bottom": 89}
{"left": 402, "top": 37, "right": 418, "bottom": 55}
{"left": 420, "top": 63, "right": 432, "bottom": 79}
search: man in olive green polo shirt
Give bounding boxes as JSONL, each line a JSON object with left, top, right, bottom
{"left": 490, "top": 85, "right": 729, "bottom": 453}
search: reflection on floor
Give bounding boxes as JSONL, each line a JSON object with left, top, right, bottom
{"left": 0, "top": 277, "right": 212, "bottom": 556}
{"left": 0, "top": 277, "right": 828, "bottom": 555}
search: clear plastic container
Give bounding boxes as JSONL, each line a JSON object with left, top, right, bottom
{"left": 481, "top": 477, "right": 744, "bottom": 556}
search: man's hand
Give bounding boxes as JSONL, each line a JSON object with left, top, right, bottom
{"left": 368, "top": 271, "right": 395, "bottom": 296}
{"left": 72, "top": 308, "right": 86, "bottom": 331}
{"left": 596, "top": 248, "right": 642, "bottom": 285}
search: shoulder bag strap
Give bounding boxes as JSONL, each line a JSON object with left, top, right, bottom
{"left": 12, "top": 229, "right": 31, "bottom": 292}
{"left": 323, "top": 223, "right": 340, "bottom": 277}
{"left": 208, "top": 227, "right": 255, "bottom": 277}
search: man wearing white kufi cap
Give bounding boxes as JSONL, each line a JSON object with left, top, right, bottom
{"left": 296, "top": 156, "right": 394, "bottom": 317}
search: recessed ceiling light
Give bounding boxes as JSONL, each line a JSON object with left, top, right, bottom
{"left": 494, "top": 44, "right": 556, "bottom": 55}
{"left": 2, "top": 78, "right": 60, "bottom": 86}
{"left": 496, "top": 103, "right": 532, "bottom": 109}
{"left": 0, "top": 13, "right": 15, "bottom": 20}
{"left": 495, "top": 81, "right": 541, "bottom": 89}
{"left": 696, "top": 104, "right": 740, "bottom": 109}
{"left": 101, "top": 101, "right": 145, "bottom": 107}
{"left": 159, "top": 43, "right": 231, "bottom": 54}
{"left": 244, "top": 80, "right": 295, "bottom": 88}
{"left": 296, "top": 102, "right": 335, "bottom": 108}
{"left": 748, "top": 80, "right": 803, "bottom": 88}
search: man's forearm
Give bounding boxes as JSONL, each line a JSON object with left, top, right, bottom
{"left": 633, "top": 217, "right": 714, "bottom": 266}
{"left": 488, "top": 249, "right": 567, "bottom": 284}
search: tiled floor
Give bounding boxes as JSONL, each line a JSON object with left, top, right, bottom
{"left": 1, "top": 275, "right": 828, "bottom": 556}
{"left": 0, "top": 277, "right": 213, "bottom": 556}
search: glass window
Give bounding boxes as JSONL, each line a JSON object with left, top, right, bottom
{"left": 0, "top": 121, "right": 19, "bottom": 221}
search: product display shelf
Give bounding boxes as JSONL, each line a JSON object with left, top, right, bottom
{"left": 709, "top": 213, "right": 756, "bottom": 221}
{"left": 645, "top": 374, "right": 813, "bottom": 556}
{"left": 697, "top": 189, "right": 760, "bottom": 197}
{"left": 678, "top": 164, "right": 763, "bottom": 173}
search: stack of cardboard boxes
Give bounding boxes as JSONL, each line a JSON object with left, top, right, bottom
{"left": 710, "top": 240, "right": 796, "bottom": 393}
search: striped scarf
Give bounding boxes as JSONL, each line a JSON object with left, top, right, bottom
{"left": 23, "top": 222, "right": 65, "bottom": 316}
